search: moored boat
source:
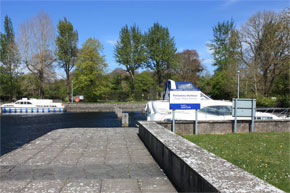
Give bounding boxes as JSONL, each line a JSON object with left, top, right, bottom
{"left": 146, "top": 80, "right": 283, "bottom": 121}
{"left": 1, "top": 98, "right": 65, "bottom": 114}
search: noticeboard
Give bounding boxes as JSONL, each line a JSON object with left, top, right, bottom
{"left": 169, "top": 90, "right": 201, "bottom": 110}
{"left": 232, "top": 98, "right": 256, "bottom": 117}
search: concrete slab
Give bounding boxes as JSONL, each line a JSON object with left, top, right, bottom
{"left": 0, "top": 127, "right": 176, "bottom": 193}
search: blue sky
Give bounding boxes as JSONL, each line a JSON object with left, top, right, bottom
{"left": 0, "top": 0, "right": 288, "bottom": 75}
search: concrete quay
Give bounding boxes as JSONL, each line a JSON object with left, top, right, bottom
{"left": 0, "top": 127, "right": 176, "bottom": 193}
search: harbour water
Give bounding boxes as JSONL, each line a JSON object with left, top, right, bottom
{"left": 0, "top": 112, "right": 146, "bottom": 156}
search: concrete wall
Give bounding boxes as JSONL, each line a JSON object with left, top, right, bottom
{"left": 66, "top": 103, "right": 146, "bottom": 113}
{"left": 138, "top": 121, "right": 284, "bottom": 193}
{"left": 158, "top": 119, "right": 290, "bottom": 135}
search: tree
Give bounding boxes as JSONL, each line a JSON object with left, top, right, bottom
{"left": 207, "top": 19, "right": 240, "bottom": 72}
{"left": 55, "top": 17, "right": 78, "bottom": 102}
{"left": 240, "top": 10, "right": 289, "bottom": 97}
{"left": 207, "top": 19, "right": 241, "bottom": 100}
{"left": 108, "top": 68, "right": 130, "bottom": 101}
{"left": 73, "top": 38, "right": 107, "bottom": 102}
{"left": 175, "top": 49, "right": 204, "bottom": 83}
{"left": 0, "top": 15, "right": 21, "bottom": 100}
{"left": 134, "top": 71, "right": 154, "bottom": 100}
{"left": 114, "top": 24, "right": 147, "bottom": 97}
{"left": 144, "top": 23, "right": 178, "bottom": 91}
{"left": 18, "top": 73, "right": 39, "bottom": 98}
{"left": 18, "top": 11, "right": 56, "bottom": 98}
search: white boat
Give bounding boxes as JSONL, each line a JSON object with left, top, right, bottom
{"left": 1, "top": 98, "right": 65, "bottom": 114}
{"left": 145, "top": 80, "right": 281, "bottom": 121}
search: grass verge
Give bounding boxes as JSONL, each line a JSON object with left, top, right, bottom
{"left": 182, "top": 132, "right": 290, "bottom": 192}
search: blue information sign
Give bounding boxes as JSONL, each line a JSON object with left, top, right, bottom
{"left": 169, "top": 90, "right": 201, "bottom": 110}
{"left": 170, "top": 103, "right": 200, "bottom": 110}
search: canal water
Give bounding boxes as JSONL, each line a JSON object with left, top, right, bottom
{"left": 0, "top": 112, "right": 146, "bottom": 156}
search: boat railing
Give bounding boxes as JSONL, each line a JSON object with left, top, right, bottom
{"left": 256, "top": 108, "right": 290, "bottom": 118}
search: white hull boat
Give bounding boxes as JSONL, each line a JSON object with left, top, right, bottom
{"left": 1, "top": 98, "right": 65, "bottom": 114}
{"left": 145, "top": 80, "right": 282, "bottom": 121}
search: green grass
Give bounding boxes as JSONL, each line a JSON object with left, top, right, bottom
{"left": 182, "top": 132, "right": 290, "bottom": 192}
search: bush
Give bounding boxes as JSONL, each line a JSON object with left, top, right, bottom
{"left": 256, "top": 95, "right": 277, "bottom": 107}
{"left": 276, "top": 95, "right": 290, "bottom": 107}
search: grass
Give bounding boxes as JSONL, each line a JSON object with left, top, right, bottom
{"left": 182, "top": 132, "right": 290, "bottom": 192}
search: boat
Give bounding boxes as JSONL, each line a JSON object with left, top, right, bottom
{"left": 1, "top": 98, "right": 65, "bottom": 114}
{"left": 145, "top": 80, "right": 282, "bottom": 121}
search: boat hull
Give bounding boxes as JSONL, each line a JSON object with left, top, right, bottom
{"left": 1, "top": 107, "right": 65, "bottom": 114}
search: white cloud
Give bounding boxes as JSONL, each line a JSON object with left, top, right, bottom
{"left": 202, "top": 58, "right": 215, "bottom": 66}
{"left": 106, "top": 40, "right": 117, "bottom": 46}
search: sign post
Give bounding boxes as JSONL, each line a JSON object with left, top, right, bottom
{"left": 233, "top": 98, "right": 256, "bottom": 133}
{"left": 172, "top": 109, "right": 175, "bottom": 132}
{"left": 195, "top": 109, "right": 198, "bottom": 134}
{"left": 169, "top": 90, "right": 201, "bottom": 133}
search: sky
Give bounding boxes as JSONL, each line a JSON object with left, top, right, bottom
{"left": 0, "top": 0, "right": 288, "bottom": 75}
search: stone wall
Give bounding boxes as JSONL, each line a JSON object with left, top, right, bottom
{"left": 66, "top": 103, "right": 146, "bottom": 113}
{"left": 158, "top": 119, "right": 290, "bottom": 135}
{"left": 138, "top": 121, "right": 284, "bottom": 193}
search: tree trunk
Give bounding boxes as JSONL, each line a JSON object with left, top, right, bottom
{"left": 9, "top": 65, "right": 13, "bottom": 101}
{"left": 39, "top": 71, "right": 44, "bottom": 99}
{"left": 129, "top": 71, "right": 135, "bottom": 99}
{"left": 66, "top": 72, "right": 70, "bottom": 102}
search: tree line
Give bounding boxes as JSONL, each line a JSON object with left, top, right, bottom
{"left": 0, "top": 9, "right": 289, "bottom": 107}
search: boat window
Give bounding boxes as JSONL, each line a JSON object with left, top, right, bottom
{"left": 21, "top": 102, "right": 24, "bottom": 104}
{"left": 176, "top": 83, "right": 195, "bottom": 90}
{"left": 200, "top": 106, "right": 232, "bottom": 116}
{"left": 27, "top": 102, "right": 32, "bottom": 104}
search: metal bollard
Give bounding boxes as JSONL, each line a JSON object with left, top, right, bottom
{"left": 122, "top": 113, "right": 129, "bottom": 127}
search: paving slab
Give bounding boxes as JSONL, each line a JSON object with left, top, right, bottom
{"left": 0, "top": 127, "right": 176, "bottom": 193}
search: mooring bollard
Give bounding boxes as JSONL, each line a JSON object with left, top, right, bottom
{"left": 122, "top": 113, "right": 129, "bottom": 127}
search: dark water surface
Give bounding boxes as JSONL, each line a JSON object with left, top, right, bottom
{"left": 0, "top": 112, "right": 146, "bottom": 156}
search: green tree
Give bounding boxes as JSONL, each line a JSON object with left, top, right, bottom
{"left": 207, "top": 19, "right": 240, "bottom": 72}
{"left": 18, "top": 73, "right": 39, "bottom": 98}
{"left": 55, "top": 17, "right": 78, "bottom": 102}
{"left": 43, "top": 79, "right": 66, "bottom": 100}
{"left": 144, "top": 23, "right": 178, "bottom": 92}
{"left": 114, "top": 24, "right": 147, "bottom": 98}
{"left": 108, "top": 68, "right": 130, "bottom": 101}
{"left": 73, "top": 38, "right": 107, "bottom": 102}
{"left": 207, "top": 19, "right": 241, "bottom": 100}
{"left": 134, "top": 71, "right": 154, "bottom": 100}
{"left": 0, "top": 15, "right": 21, "bottom": 100}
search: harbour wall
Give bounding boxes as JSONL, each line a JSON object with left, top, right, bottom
{"left": 66, "top": 103, "right": 146, "bottom": 113}
{"left": 158, "top": 119, "right": 290, "bottom": 135}
{"left": 138, "top": 121, "right": 284, "bottom": 193}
